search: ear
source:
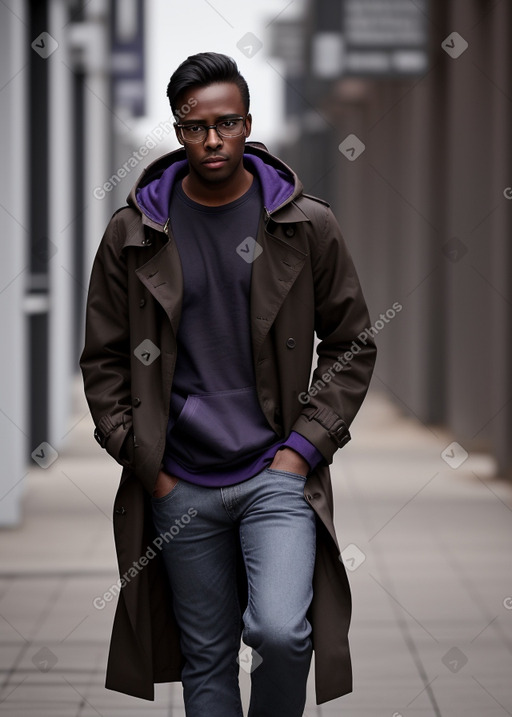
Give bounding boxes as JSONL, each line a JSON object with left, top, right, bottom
{"left": 244, "top": 113, "right": 252, "bottom": 139}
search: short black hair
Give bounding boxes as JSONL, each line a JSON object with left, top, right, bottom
{"left": 167, "top": 52, "right": 250, "bottom": 118}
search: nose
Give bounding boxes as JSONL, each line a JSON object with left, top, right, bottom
{"left": 204, "top": 126, "right": 222, "bottom": 149}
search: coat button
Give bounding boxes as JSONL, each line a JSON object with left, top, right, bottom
{"left": 286, "top": 337, "right": 296, "bottom": 349}
{"left": 133, "top": 397, "right": 141, "bottom": 407}
{"left": 285, "top": 225, "right": 295, "bottom": 237}
{"left": 139, "top": 298, "right": 146, "bottom": 307}
{"left": 114, "top": 506, "right": 126, "bottom": 515}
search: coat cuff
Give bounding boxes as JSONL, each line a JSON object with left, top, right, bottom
{"left": 291, "top": 405, "right": 351, "bottom": 464}
{"left": 94, "top": 415, "right": 133, "bottom": 467}
{"left": 281, "top": 431, "right": 324, "bottom": 471}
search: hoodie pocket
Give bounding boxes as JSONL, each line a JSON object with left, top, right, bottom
{"left": 166, "top": 386, "right": 277, "bottom": 472}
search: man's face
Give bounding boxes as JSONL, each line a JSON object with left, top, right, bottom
{"left": 174, "top": 82, "right": 252, "bottom": 186}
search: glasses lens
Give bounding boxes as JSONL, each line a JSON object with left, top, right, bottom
{"left": 216, "top": 119, "right": 244, "bottom": 137}
{"left": 180, "top": 125, "right": 207, "bottom": 143}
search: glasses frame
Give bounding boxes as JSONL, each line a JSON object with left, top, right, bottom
{"left": 175, "top": 116, "right": 247, "bottom": 144}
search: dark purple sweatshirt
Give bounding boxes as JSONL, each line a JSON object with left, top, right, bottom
{"left": 136, "top": 151, "right": 322, "bottom": 486}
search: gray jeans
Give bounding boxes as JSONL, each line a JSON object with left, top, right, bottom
{"left": 151, "top": 466, "right": 317, "bottom": 717}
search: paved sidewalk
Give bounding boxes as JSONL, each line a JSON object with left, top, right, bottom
{"left": 0, "top": 380, "right": 511, "bottom": 716}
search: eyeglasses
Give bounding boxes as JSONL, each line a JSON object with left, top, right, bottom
{"left": 176, "top": 116, "right": 246, "bottom": 143}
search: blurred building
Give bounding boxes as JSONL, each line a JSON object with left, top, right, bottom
{"left": 272, "top": 0, "right": 512, "bottom": 478}
{"left": 0, "top": 0, "right": 144, "bottom": 525}
{"left": 1, "top": 0, "right": 510, "bottom": 527}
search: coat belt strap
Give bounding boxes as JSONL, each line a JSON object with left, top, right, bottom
{"left": 302, "top": 406, "right": 351, "bottom": 449}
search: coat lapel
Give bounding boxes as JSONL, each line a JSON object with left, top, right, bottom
{"left": 135, "top": 239, "right": 183, "bottom": 338}
{"left": 250, "top": 211, "right": 309, "bottom": 361}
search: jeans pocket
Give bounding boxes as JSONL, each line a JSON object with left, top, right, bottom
{"left": 151, "top": 480, "right": 183, "bottom": 505}
{"left": 266, "top": 467, "right": 308, "bottom": 481}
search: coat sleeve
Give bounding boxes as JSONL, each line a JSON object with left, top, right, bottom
{"left": 291, "top": 202, "right": 377, "bottom": 464}
{"left": 79, "top": 212, "right": 134, "bottom": 468}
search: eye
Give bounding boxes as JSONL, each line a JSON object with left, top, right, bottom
{"left": 219, "top": 120, "right": 237, "bottom": 129}
{"left": 185, "top": 125, "right": 203, "bottom": 133}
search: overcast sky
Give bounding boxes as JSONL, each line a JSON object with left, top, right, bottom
{"left": 139, "top": 0, "right": 305, "bottom": 151}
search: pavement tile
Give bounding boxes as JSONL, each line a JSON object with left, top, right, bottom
{"left": 0, "top": 385, "right": 511, "bottom": 715}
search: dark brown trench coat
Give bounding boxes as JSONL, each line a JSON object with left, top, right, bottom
{"left": 80, "top": 143, "right": 376, "bottom": 705}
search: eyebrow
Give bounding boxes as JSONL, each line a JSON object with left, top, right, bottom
{"left": 179, "top": 113, "right": 242, "bottom": 125}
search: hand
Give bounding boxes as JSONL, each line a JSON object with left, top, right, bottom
{"left": 269, "top": 447, "right": 309, "bottom": 477}
{"left": 152, "top": 469, "right": 179, "bottom": 499}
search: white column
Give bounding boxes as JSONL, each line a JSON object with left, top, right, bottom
{"left": 48, "top": 0, "right": 74, "bottom": 448}
{"left": 71, "top": 0, "right": 111, "bottom": 277}
{"left": 0, "top": 0, "right": 28, "bottom": 525}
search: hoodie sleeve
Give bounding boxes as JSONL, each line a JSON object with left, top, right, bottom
{"left": 281, "top": 431, "right": 324, "bottom": 471}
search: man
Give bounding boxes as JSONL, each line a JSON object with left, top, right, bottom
{"left": 80, "top": 52, "right": 376, "bottom": 717}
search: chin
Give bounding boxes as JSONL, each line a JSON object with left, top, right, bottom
{"left": 199, "top": 168, "right": 233, "bottom": 183}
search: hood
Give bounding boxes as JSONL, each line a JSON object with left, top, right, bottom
{"left": 127, "top": 142, "right": 303, "bottom": 230}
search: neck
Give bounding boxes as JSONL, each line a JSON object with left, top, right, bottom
{"left": 182, "top": 167, "right": 253, "bottom": 206}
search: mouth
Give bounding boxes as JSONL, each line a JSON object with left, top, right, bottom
{"left": 202, "top": 156, "right": 228, "bottom": 168}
